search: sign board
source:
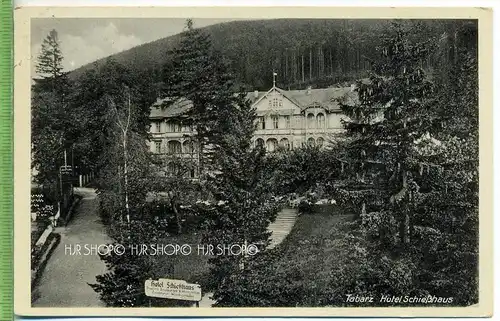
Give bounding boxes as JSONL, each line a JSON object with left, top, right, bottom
{"left": 59, "top": 165, "right": 73, "bottom": 175}
{"left": 144, "top": 278, "right": 202, "bottom": 301}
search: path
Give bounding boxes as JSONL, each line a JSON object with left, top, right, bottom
{"left": 197, "top": 206, "right": 299, "bottom": 307}
{"left": 267, "top": 207, "right": 299, "bottom": 249}
{"left": 32, "top": 188, "right": 110, "bottom": 307}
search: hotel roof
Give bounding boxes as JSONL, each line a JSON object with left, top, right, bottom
{"left": 149, "top": 86, "right": 358, "bottom": 119}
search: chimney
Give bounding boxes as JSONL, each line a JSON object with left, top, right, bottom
{"left": 306, "top": 86, "right": 312, "bottom": 95}
{"left": 254, "top": 90, "right": 259, "bottom": 98}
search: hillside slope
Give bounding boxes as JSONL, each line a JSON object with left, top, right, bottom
{"left": 68, "top": 19, "right": 477, "bottom": 90}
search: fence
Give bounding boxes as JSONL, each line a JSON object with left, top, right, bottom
{"left": 78, "top": 171, "right": 96, "bottom": 187}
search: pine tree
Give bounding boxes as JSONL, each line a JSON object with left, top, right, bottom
{"left": 335, "top": 21, "right": 478, "bottom": 304}
{"left": 149, "top": 153, "right": 199, "bottom": 235}
{"left": 198, "top": 92, "right": 279, "bottom": 306}
{"left": 158, "top": 19, "right": 243, "bottom": 233}
{"left": 163, "top": 21, "right": 279, "bottom": 302}
{"left": 32, "top": 29, "right": 72, "bottom": 187}
{"left": 411, "top": 47, "right": 479, "bottom": 305}
{"left": 337, "top": 22, "right": 435, "bottom": 248}
{"left": 35, "top": 29, "right": 69, "bottom": 94}
{"left": 336, "top": 21, "right": 422, "bottom": 284}
{"left": 31, "top": 90, "right": 67, "bottom": 185}
{"left": 162, "top": 19, "right": 237, "bottom": 171}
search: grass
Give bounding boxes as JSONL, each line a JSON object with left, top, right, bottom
{"left": 254, "top": 206, "right": 357, "bottom": 306}
{"left": 205, "top": 205, "right": 359, "bottom": 307}
{"left": 279, "top": 205, "right": 355, "bottom": 252}
{"left": 153, "top": 231, "right": 212, "bottom": 288}
{"left": 277, "top": 207, "right": 356, "bottom": 280}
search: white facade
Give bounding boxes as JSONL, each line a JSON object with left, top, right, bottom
{"left": 251, "top": 86, "right": 346, "bottom": 152}
{"left": 148, "top": 84, "right": 354, "bottom": 155}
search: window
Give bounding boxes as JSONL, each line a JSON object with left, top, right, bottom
{"left": 317, "top": 113, "right": 325, "bottom": 128}
{"left": 167, "top": 162, "right": 179, "bottom": 176}
{"left": 317, "top": 137, "right": 325, "bottom": 147}
{"left": 183, "top": 141, "right": 193, "bottom": 154}
{"left": 308, "top": 137, "right": 316, "bottom": 147}
{"left": 155, "top": 141, "right": 162, "bottom": 153}
{"left": 280, "top": 138, "right": 290, "bottom": 150}
{"left": 272, "top": 116, "right": 279, "bottom": 129}
{"left": 255, "top": 138, "right": 265, "bottom": 148}
{"left": 307, "top": 113, "right": 316, "bottom": 128}
{"left": 166, "top": 121, "right": 175, "bottom": 132}
{"left": 168, "top": 140, "right": 182, "bottom": 154}
{"left": 257, "top": 117, "right": 265, "bottom": 130}
{"left": 284, "top": 115, "right": 290, "bottom": 128}
{"left": 295, "top": 116, "right": 302, "bottom": 128}
{"left": 152, "top": 121, "right": 160, "bottom": 133}
{"left": 266, "top": 138, "right": 278, "bottom": 152}
{"left": 269, "top": 96, "right": 282, "bottom": 108}
{"left": 167, "top": 121, "right": 180, "bottom": 132}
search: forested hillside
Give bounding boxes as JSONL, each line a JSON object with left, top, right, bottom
{"left": 68, "top": 19, "right": 477, "bottom": 91}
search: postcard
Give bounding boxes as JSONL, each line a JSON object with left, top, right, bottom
{"left": 14, "top": 6, "right": 493, "bottom": 317}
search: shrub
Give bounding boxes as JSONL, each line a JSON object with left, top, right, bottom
{"left": 298, "top": 200, "right": 313, "bottom": 214}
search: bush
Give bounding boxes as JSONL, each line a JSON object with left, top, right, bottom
{"left": 297, "top": 200, "right": 313, "bottom": 214}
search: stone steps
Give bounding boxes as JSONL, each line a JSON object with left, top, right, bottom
{"left": 268, "top": 208, "right": 298, "bottom": 250}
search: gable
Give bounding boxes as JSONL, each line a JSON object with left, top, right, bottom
{"left": 252, "top": 88, "right": 302, "bottom": 114}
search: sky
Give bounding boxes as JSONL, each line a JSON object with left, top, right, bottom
{"left": 30, "top": 18, "right": 237, "bottom": 77}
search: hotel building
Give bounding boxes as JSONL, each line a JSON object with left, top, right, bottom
{"left": 148, "top": 81, "right": 355, "bottom": 156}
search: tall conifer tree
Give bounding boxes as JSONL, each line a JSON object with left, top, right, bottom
{"left": 162, "top": 19, "right": 278, "bottom": 304}
{"left": 162, "top": 19, "right": 237, "bottom": 171}
{"left": 335, "top": 21, "right": 478, "bottom": 304}
{"left": 32, "top": 29, "right": 72, "bottom": 187}
{"left": 35, "top": 29, "right": 69, "bottom": 93}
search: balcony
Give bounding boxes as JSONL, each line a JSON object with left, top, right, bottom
{"left": 254, "top": 127, "right": 341, "bottom": 136}
{"left": 153, "top": 152, "right": 199, "bottom": 160}
{"left": 150, "top": 131, "right": 195, "bottom": 139}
